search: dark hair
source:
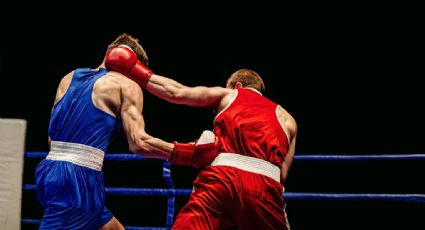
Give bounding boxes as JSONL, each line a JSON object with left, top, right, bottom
{"left": 226, "top": 69, "right": 265, "bottom": 93}
{"left": 106, "top": 33, "right": 149, "bottom": 66}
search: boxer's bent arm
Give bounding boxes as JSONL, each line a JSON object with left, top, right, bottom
{"left": 120, "top": 80, "right": 173, "bottom": 158}
{"left": 279, "top": 108, "right": 298, "bottom": 183}
{"left": 146, "top": 74, "right": 230, "bottom": 108}
{"left": 281, "top": 134, "right": 296, "bottom": 183}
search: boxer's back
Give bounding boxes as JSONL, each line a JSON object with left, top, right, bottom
{"left": 214, "top": 87, "right": 289, "bottom": 167}
{"left": 48, "top": 68, "right": 122, "bottom": 152}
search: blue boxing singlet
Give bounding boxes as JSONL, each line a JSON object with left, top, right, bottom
{"left": 48, "top": 67, "right": 120, "bottom": 152}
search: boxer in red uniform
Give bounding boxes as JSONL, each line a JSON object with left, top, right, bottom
{"left": 106, "top": 46, "right": 297, "bottom": 230}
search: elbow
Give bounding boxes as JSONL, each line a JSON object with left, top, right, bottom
{"left": 127, "top": 131, "right": 150, "bottom": 155}
{"left": 168, "top": 91, "right": 180, "bottom": 102}
{"left": 280, "top": 164, "right": 290, "bottom": 183}
{"left": 167, "top": 89, "right": 185, "bottom": 102}
{"left": 156, "top": 89, "right": 180, "bottom": 104}
{"left": 129, "top": 144, "right": 141, "bottom": 154}
{"left": 130, "top": 144, "right": 152, "bottom": 156}
{"left": 281, "top": 171, "right": 288, "bottom": 183}
{"left": 129, "top": 139, "right": 157, "bottom": 157}
{"left": 164, "top": 85, "right": 189, "bottom": 103}
{"left": 129, "top": 139, "right": 148, "bottom": 155}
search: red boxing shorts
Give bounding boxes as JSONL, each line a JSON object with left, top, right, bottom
{"left": 172, "top": 153, "right": 290, "bottom": 230}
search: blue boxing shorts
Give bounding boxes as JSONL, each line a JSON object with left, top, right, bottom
{"left": 35, "top": 141, "right": 113, "bottom": 230}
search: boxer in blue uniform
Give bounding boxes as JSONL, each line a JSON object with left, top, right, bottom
{"left": 35, "top": 33, "right": 220, "bottom": 230}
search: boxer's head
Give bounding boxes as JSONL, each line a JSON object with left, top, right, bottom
{"left": 226, "top": 69, "right": 265, "bottom": 93}
{"left": 106, "top": 33, "right": 149, "bottom": 66}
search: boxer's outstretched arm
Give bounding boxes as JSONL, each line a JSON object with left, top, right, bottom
{"left": 146, "top": 74, "right": 231, "bottom": 108}
{"left": 105, "top": 46, "right": 231, "bottom": 108}
{"left": 120, "top": 79, "right": 173, "bottom": 158}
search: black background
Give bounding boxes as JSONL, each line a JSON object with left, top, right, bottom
{"left": 2, "top": 3, "right": 423, "bottom": 230}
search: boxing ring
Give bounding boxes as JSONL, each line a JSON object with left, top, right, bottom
{"left": 21, "top": 152, "right": 425, "bottom": 229}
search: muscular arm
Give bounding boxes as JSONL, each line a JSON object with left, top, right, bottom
{"left": 120, "top": 80, "right": 174, "bottom": 158}
{"left": 146, "top": 74, "right": 230, "bottom": 108}
{"left": 281, "top": 134, "right": 296, "bottom": 183}
{"left": 105, "top": 46, "right": 231, "bottom": 108}
{"left": 278, "top": 106, "right": 298, "bottom": 183}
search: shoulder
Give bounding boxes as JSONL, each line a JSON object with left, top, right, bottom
{"left": 107, "top": 71, "right": 143, "bottom": 95}
{"left": 218, "top": 88, "right": 237, "bottom": 107}
{"left": 214, "top": 86, "right": 234, "bottom": 96}
{"left": 278, "top": 106, "right": 296, "bottom": 124}
{"left": 56, "top": 70, "right": 74, "bottom": 91}
{"left": 60, "top": 70, "right": 74, "bottom": 84}
{"left": 101, "top": 70, "right": 140, "bottom": 89}
{"left": 53, "top": 70, "right": 75, "bottom": 104}
{"left": 277, "top": 105, "right": 297, "bottom": 134}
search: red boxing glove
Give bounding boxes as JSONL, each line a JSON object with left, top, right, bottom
{"left": 170, "top": 130, "right": 220, "bottom": 168}
{"left": 105, "top": 45, "right": 153, "bottom": 88}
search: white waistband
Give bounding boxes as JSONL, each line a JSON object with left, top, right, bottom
{"left": 211, "top": 153, "right": 281, "bottom": 183}
{"left": 46, "top": 141, "right": 105, "bottom": 171}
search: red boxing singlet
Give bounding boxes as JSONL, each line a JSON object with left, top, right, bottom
{"left": 214, "top": 87, "right": 289, "bottom": 167}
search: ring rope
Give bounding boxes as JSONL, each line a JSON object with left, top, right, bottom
{"left": 22, "top": 185, "right": 425, "bottom": 203}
